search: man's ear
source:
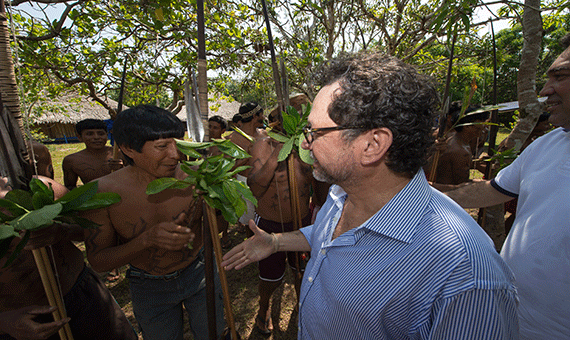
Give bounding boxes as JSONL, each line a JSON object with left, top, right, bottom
{"left": 361, "top": 128, "right": 392, "bottom": 166}
{"left": 119, "top": 145, "right": 136, "bottom": 159}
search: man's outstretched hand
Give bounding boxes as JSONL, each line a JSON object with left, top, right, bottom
{"left": 221, "top": 219, "right": 276, "bottom": 270}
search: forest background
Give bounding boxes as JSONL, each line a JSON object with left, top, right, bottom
{"left": 6, "top": 0, "right": 570, "bottom": 131}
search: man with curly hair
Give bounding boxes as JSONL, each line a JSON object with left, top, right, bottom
{"left": 222, "top": 51, "right": 518, "bottom": 339}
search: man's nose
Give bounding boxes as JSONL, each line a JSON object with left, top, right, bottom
{"left": 539, "top": 79, "right": 554, "bottom": 97}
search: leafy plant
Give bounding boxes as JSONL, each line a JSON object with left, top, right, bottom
{"left": 146, "top": 139, "right": 257, "bottom": 225}
{"left": 266, "top": 104, "right": 313, "bottom": 164}
{"left": 0, "top": 179, "right": 121, "bottom": 267}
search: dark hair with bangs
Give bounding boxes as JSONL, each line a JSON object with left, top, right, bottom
{"left": 314, "top": 51, "right": 440, "bottom": 177}
{"left": 113, "top": 105, "right": 185, "bottom": 165}
{"left": 76, "top": 119, "right": 107, "bottom": 135}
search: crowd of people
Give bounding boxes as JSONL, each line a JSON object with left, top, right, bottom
{"left": 1, "top": 32, "right": 569, "bottom": 340}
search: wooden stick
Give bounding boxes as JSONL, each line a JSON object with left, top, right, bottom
{"left": 204, "top": 205, "right": 238, "bottom": 340}
{"left": 428, "top": 149, "right": 441, "bottom": 183}
{"left": 39, "top": 247, "right": 73, "bottom": 340}
{"left": 32, "top": 248, "right": 70, "bottom": 340}
{"left": 287, "top": 155, "right": 303, "bottom": 300}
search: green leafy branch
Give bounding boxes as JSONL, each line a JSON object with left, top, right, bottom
{"left": 0, "top": 179, "right": 121, "bottom": 267}
{"left": 266, "top": 104, "right": 313, "bottom": 164}
{"left": 146, "top": 139, "right": 257, "bottom": 225}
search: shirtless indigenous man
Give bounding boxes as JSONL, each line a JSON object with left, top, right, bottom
{"left": 82, "top": 105, "right": 226, "bottom": 340}
{"left": 62, "top": 119, "right": 122, "bottom": 191}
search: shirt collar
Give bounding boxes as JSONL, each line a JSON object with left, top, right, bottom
{"left": 330, "top": 170, "right": 431, "bottom": 243}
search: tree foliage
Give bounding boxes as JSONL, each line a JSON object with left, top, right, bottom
{"left": 5, "top": 0, "right": 570, "bottom": 122}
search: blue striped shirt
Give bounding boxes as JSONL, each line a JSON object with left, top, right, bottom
{"left": 298, "top": 170, "right": 518, "bottom": 339}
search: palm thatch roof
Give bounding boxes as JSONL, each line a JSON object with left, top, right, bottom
{"left": 31, "top": 93, "right": 119, "bottom": 124}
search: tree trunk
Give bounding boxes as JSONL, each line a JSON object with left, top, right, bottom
{"left": 483, "top": 0, "right": 543, "bottom": 250}
{"left": 498, "top": 0, "right": 543, "bottom": 152}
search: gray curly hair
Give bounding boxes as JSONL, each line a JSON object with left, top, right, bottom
{"left": 314, "top": 51, "right": 440, "bottom": 177}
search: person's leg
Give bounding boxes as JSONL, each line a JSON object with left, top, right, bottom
{"left": 256, "top": 278, "right": 282, "bottom": 333}
{"left": 126, "top": 266, "right": 185, "bottom": 340}
{"left": 182, "top": 250, "right": 226, "bottom": 340}
{"left": 256, "top": 216, "right": 290, "bottom": 334}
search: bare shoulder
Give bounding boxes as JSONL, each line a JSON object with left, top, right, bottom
{"left": 92, "top": 168, "right": 130, "bottom": 193}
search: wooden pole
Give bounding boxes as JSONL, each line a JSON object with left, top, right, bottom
{"left": 287, "top": 155, "right": 303, "bottom": 300}
{"left": 205, "top": 205, "right": 239, "bottom": 340}
{"left": 260, "top": 0, "right": 285, "bottom": 120}
{"left": 32, "top": 249, "right": 73, "bottom": 340}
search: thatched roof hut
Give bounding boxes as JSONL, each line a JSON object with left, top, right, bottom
{"left": 31, "top": 94, "right": 119, "bottom": 142}
{"left": 31, "top": 93, "right": 241, "bottom": 143}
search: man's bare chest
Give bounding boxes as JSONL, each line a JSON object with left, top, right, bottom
{"left": 108, "top": 190, "right": 197, "bottom": 240}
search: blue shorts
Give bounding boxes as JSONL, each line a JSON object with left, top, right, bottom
{"left": 126, "top": 249, "right": 226, "bottom": 340}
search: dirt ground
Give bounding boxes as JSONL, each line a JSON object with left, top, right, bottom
{"left": 99, "top": 223, "right": 299, "bottom": 340}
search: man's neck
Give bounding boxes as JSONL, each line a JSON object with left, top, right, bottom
{"left": 336, "top": 170, "right": 411, "bottom": 233}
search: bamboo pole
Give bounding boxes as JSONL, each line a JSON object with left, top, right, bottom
{"left": 204, "top": 205, "right": 238, "bottom": 340}
{"left": 32, "top": 248, "right": 73, "bottom": 340}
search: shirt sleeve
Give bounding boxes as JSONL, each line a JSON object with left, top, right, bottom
{"left": 425, "top": 288, "right": 519, "bottom": 339}
{"left": 492, "top": 139, "right": 536, "bottom": 196}
{"left": 300, "top": 224, "right": 314, "bottom": 249}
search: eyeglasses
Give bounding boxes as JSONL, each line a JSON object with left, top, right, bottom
{"left": 302, "top": 125, "right": 365, "bottom": 144}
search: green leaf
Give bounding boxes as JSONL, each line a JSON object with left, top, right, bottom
{"left": 0, "top": 224, "right": 19, "bottom": 240}
{"left": 267, "top": 131, "right": 290, "bottom": 143}
{"left": 32, "top": 191, "right": 53, "bottom": 210}
{"left": 206, "top": 183, "right": 224, "bottom": 199}
{"left": 0, "top": 199, "right": 27, "bottom": 218}
{"left": 9, "top": 203, "right": 63, "bottom": 231}
{"left": 277, "top": 137, "right": 295, "bottom": 162}
{"left": 298, "top": 134, "right": 314, "bottom": 165}
{"left": 146, "top": 178, "right": 192, "bottom": 195}
{"left": 283, "top": 114, "right": 299, "bottom": 136}
{"left": 73, "top": 192, "right": 121, "bottom": 211}
{"left": 215, "top": 140, "right": 250, "bottom": 159}
{"left": 226, "top": 165, "right": 251, "bottom": 178}
{"left": 222, "top": 181, "right": 246, "bottom": 215}
{"left": 229, "top": 179, "right": 257, "bottom": 207}
{"left": 56, "top": 181, "right": 98, "bottom": 213}
{"left": 5, "top": 190, "right": 33, "bottom": 211}
{"left": 29, "top": 178, "right": 54, "bottom": 201}
{"left": 3, "top": 230, "right": 30, "bottom": 268}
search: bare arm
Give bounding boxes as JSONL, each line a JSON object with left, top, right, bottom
{"left": 444, "top": 180, "right": 514, "bottom": 208}
{"left": 62, "top": 156, "right": 78, "bottom": 190}
{"left": 221, "top": 219, "right": 310, "bottom": 271}
{"left": 247, "top": 137, "right": 282, "bottom": 198}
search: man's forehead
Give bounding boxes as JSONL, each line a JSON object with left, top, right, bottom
{"left": 308, "top": 82, "right": 341, "bottom": 125}
{"left": 548, "top": 50, "right": 570, "bottom": 74}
